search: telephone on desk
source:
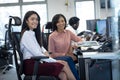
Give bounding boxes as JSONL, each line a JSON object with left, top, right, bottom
{"left": 97, "top": 39, "right": 113, "bottom": 52}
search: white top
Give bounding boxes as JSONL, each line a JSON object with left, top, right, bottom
{"left": 66, "top": 25, "right": 78, "bottom": 35}
{"left": 20, "top": 30, "right": 56, "bottom": 62}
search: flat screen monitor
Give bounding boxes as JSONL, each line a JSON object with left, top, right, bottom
{"left": 96, "top": 19, "right": 106, "bottom": 36}
{"left": 86, "top": 19, "right": 97, "bottom": 32}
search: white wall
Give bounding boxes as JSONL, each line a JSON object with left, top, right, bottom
{"left": 47, "top": 0, "right": 115, "bottom": 21}
{"left": 95, "top": 0, "right": 115, "bottom": 19}
{"left": 47, "top": 0, "right": 75, "bottom": 21}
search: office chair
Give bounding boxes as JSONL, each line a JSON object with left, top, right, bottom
{"left": 0, "top": 24, "right": 13, "bottom": 74}
{"left": 8, "top": 16, "right": 59, "bottom": 80}
{"left": 0, "top": 47, "right": 13, "bottom": 74}
{"left": 42, "top": 22, "right": 52, "bottom": 50}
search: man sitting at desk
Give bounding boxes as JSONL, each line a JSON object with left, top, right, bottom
{"left": 66, "top": 16, "right": 80, "bottom": 35}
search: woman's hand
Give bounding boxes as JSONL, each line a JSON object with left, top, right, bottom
{"left": 72, "top": 44, "right": 78, "bottom": 49}
{"left": 44, "top": 51, "right": 50, "bottom": 56}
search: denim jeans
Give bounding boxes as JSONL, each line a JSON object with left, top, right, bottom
{"left": 54, "top": 56, "right": 80, "bottom": 80}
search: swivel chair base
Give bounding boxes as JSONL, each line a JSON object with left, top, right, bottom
{"left": 2, "top": 64, "right": 14, "bottom": 74}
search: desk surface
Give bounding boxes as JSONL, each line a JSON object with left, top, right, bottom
{"left": 81, "top": 50, "right": 120, "bottom": 80}
{"left": 82, "top": 50, "right": 120, "bottom": 60}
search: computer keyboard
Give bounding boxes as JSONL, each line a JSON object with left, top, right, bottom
{"left": 77, "top": 41, "right": 101, "bottom": 52}
{"left": 81, "top": 48, "right": 98, "bottom": 52}
{"left": 78, "top": 41, "right": 100, "bottom": 47}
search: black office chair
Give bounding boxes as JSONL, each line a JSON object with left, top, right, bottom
{"left": 8, "top": 16, "right": 59, "bottom": 80}
{"left": 0, "top": 46, "right": 13, "bottom": 74}
{"left": 0, "top": 24, "right": 13, "bottom": 74}
{"left": 0, "top": 47, "right": 13, "bottom": 74}
{"left": 42, "top": 22, "right": 52, "bottom": 50}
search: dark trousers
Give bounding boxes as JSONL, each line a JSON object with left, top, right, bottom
{"left": 54, "top": 56, "right": 80, "bottom": 80}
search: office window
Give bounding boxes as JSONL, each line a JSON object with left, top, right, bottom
{"left": 22, "top": 4, "right": 47, "bottom": 27}
{"left": 0, "top": 6, "right": 20, "bottom": 38}
{"left": 76, "top": 1, "right": 95, "bottom": 32}
{"left": 0, "top": 0, "right": 18, "bottom": 3}
{"left": 0, "top": 0, "right": 47, "bottom": 39}
{"left": 23, "top": 0, "right": 45, "bottom": 2}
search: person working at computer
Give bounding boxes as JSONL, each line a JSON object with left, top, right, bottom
{"left": 66, "top": 16, "right": 80, "bottom": 35}
{"left": 20, "top": 10, "right": 76, "bottom": 80}
{"left": 48, "top": 13, "right": 83, "bottom": 80}
{"left": 67, "top": 16, "right": 97, "bottom": 41}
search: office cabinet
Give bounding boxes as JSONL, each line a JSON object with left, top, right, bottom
{"left": 78, "top": 57, "right": 112, "bottom": 80}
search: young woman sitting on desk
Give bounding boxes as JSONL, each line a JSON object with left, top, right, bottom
{"left": 48, "top": 14, "right": 83, "bottom": 80}
{"left": 20, "top": 11, "right": 76, "bottom": 80}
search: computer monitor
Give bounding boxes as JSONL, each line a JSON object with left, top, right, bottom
{"left": 96, "top": 19, "right": 106, "bottom": 36}
{"left": 86, "top": 19, "right": 97, "bottom": 32}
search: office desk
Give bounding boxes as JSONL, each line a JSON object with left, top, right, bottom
{"left": 78, "top": 50, "right": 120, "bottom": 80}
{"left": 82, "top": 50, "right": 120, "bottom": 59}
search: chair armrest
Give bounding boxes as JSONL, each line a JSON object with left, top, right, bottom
{"left": 31, "top": 56, "right": 49, "bottom": 61}
{"left": 31, "top": 56, "right": 49, "bottom": 80}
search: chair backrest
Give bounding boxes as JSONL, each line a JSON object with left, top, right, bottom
{"left": 42, "top": 22, "right": 52, "bottom": 50}
{"left": 12, "top": 32, "right": 23, "bottom": 80}
{"left": 4, "top": 30, "right": 12, "bottom": 50}
{"left": 7, "top": 16, "right": 22, "bottom": 80}
{"left": 42, "top": 32, "right": 51, "bottom": 50}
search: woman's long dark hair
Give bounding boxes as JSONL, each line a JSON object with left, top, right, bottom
{"left": 21, "top": 11, "right": 42, "bottom": 46}
{"left": 52, "top": 14, "right": 67, "bottom": 31}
